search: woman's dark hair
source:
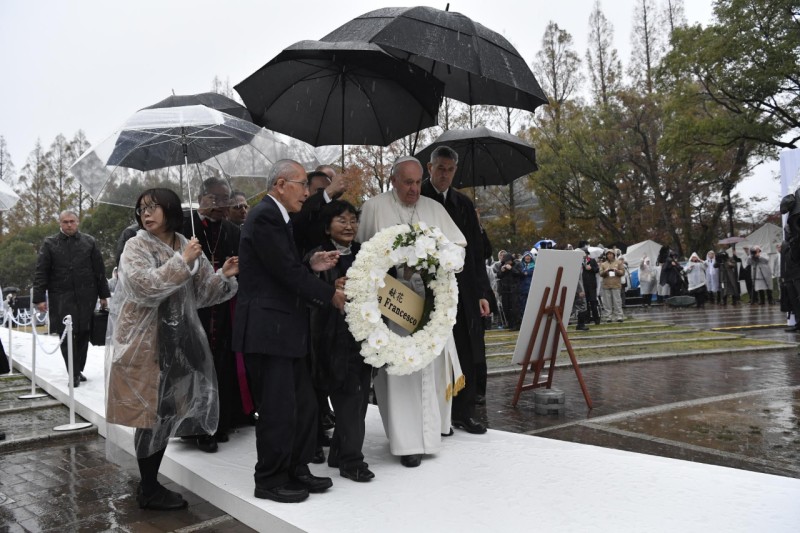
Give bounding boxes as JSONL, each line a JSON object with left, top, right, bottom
{"left": 321, "top": 200, "right": 359, "bottom": 232}
{"left": 134, "top": 188, "right": 184, "bottom": 232}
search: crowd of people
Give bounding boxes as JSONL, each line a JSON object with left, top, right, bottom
{"left": 27, "top": 148, "right": 496, "bottom": 509}
{"left": 23, "top": 146, "right": 796, "bottom": 510}
{"left": 485, "top": 240, "right": 783, "bottom": 334}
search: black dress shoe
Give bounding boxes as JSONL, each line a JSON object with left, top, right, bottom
{"left": 321, "top": 412, "right": 336, "bottom": 431}
{"left": 254, "top": 484, "right": 309, "bottom": 503}
{"left": 340, "top": 466, "right": 375, "bottom": 482}
{"left": 400, "top": 454, "right": 422, "bottom": 467}
{"left": 290, "top": 473, "right": 333, "bottom": 493}
{"left": 575, "top": 325, "right": 590, "bottom": 331}
{"left": 138, "top": 484, "right": 188, "bottom": 510}
{"left": 452, "top": 417, "right": 487, "bottom": 434}
{"left": 73, "top": 377, "right": 80, "bottom": 388}
{"left": 214, "top": 431, "right": 229, "bottom": 443}
{"left": 474, "top": 394, "right": 486, "bottom": 406}
{"left": 441, "top": 428, "right": 454, "bottom": 437}
{"left": 79, "top": 372, "right": 87, "bottom": 382}
{"left": 197, "top": 435, "right": 218, "bottom": 453}
{"left": 311, "top": 447, "right": 326, "bottom": 464}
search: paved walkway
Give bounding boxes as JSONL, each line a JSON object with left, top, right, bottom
{"left": 1, "top": 303, "right": 798, "bottom": 531}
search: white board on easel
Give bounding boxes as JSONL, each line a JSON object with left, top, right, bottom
{"left": 511, "top": 249, "right": 584, "bottom": 365}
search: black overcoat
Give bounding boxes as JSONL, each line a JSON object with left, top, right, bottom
{"left": 421, "top": 180, "right": 491, "bottom": 365}
{"left": 33, "top": 231, "right": 111, "bottom": 332}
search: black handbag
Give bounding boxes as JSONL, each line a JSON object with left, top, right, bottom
{"left": 90, "top": 308, "right": 109, "bottom": 346}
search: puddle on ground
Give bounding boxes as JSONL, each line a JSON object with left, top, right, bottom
{"left": 609, "top": 389, "right": 800, "bottom": 470}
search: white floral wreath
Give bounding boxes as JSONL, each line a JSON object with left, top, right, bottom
{"left": 345, "top": 222, "right": 464, "bottom": 376}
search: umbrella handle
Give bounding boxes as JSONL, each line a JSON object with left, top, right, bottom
{"left": 188, "top": 259, "right": 200, "bottom": 276}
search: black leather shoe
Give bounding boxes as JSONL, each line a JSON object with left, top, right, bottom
{"left": 79, "top": 372, "right": 87, "bottom": 382}
{"left": 400, "top": 454, "right": 422, "bottom": 467}
{"left": 474, "top": 395, "right": 486, "bottom": 406}
{"left": 340, "top": 466, "right": 375, "bottom": 482}
{"left": 214, "top": 432, "right": 229, "bottom": 443}
{"left": 311, "top": 447, "right": 326, "bottom": 464}
{"left": 441, "top": 428, "right": 454, "bottom": 437}
{"left": 576, "top": 325, "right": 590, "bottom": 331}
{"left": 254, "top": 484, "right": 309, "bottom": 503}
{"left": 452, "top": 417, "right": 487, "bottom": 434}
{"left": 197, "top": 435, "right": 218, "bottom": 453}
{"left": 290, "top": 473, "right": 333, "bottom": 493}
{"left": 321, "top": 412, "right": 336, "bottom": 430}
{"left": 138, "top": 484, "right": 188, "bottom": 510}
{"left": 73, "top": 376, "right": 80, "bottom": 388}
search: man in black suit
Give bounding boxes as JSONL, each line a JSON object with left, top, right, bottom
{"left": 292, "top": 167, "right": 348, "bottom": 259}
{"left": 182, "top": 177, "right": 242, "bottom": 452}
{"left": 232, "top": 159, "right": 346, "bottom": 503}
{"left": 421, "top": 146, "right": 491, "bottom": 434}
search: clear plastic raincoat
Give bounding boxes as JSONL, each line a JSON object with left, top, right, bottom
{"left": 105, "top": 229, "right": 237, "bottom": 457}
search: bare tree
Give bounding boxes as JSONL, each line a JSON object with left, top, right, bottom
{"left": 662, "top": 0, "right": 687, "bottom": 35}
{"left": 534, "top": 21, "right": 583, "bottom": 126}
{"left": 586, "top": 1, "right": 623, "bottom": 105}
{"left": 629, "top": 0, "right": 665, "bottom": 94}
{"left": 0, "top": 136, "right": 14, "bottom": 184}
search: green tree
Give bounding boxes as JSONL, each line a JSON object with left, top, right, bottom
{"left": 664, "top": 0, "right": 800, "bottom": 149}
{"left": 0, "top": 221, "right": 58, "bottom": 290}
{"left": 80, "top": 203, "right": 135, "bottom": 275}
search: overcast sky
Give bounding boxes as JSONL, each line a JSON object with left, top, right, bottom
{"left": 0, "top": 0, "right": 780, "bottom": 210}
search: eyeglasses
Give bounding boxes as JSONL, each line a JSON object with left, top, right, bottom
{"left": 202, "top": 193, "right": 232, "bottom": 207}
{"left": 286, "top": 179, "right": 310, "bottom": 189}
{"left": 333, "top": 217, "right": 359, "bottom": 227}
{"left": 135, "top": 203, "right": 160, "bottom": 216}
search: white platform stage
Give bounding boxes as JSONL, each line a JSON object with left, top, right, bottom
{"left": 4, "top": 326, "right": 799, "bottom": 532}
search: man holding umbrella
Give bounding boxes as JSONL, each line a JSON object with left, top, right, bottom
{"left": 421, "top": 146, "right": 491, "bottom": 434}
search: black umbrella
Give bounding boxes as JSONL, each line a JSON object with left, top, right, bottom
{"left": 414, "top": 126, "right": 537, "bottom": 188}
{"left": 234, "top": 40, "right": 444, "bottom": 163}
{"left": 143, "top": 92, "right": 253, "bottom": 122}
{"left": 321, "top": 6, "right": 548, "bottom": 113}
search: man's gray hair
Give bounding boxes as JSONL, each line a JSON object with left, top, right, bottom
{"left": 59, "top": 210, "right": 78, "bottom": 220}
{"left": 267, "top": 159, "right": 302, "bottom": 190}
{"left": 390, "top": 155, "right": 423, "bottom": 177}
{"left": 429, "top": 145, "right": 458, "bottom": 165}
{"left": 199, "top": 176, "right": 231, "bottom": 198}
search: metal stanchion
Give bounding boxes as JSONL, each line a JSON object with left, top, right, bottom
{"left": 19, "top": 290, "right": 47, "bottom": 400}
{"left": 5, "top": 309, "right": 14, "bottom": 376}
{"left": 54, "top": 315, "right": 92, "bottom": 432}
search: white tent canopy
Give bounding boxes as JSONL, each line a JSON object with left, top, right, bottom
{"left": 728, "top": 223, "right": 782, "bottom": 257}
{"left": 623, "top": 239, "right": 663, "bottom": 270}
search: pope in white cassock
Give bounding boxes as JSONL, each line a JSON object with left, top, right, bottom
{"left": 356, "top": 155, "right": 466, "bottom": 468}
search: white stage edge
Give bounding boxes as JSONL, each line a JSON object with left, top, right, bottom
{"left": 4, "top": 326, "right": 799, "bottom": 532}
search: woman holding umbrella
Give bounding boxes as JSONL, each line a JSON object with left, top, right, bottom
{"left": 106, "top": 188, "right": 238, "bottom": 510}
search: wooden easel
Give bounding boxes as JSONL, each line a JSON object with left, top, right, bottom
{"left": 511, "top": 266, "right": 593, "bottom": 409}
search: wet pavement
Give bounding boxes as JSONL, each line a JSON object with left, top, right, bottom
{"left": 1, "top": 302, "right": 799, "bottom": 531}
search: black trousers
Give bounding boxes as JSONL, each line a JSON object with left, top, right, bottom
{"left": 245, "top": 354, "right": 317, "bottom": 490}
{"left": 328, "top": 363, "right": 371, "bottom": 470}
{"left": 451, "top": 300, "right": 480, "bottom": 422}
{"left": 57, "top": 325, "right": 90, "bottom": 377}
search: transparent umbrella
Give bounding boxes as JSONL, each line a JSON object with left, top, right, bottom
{"left": 70, "top": 105, "right": 318, "bottom": 234}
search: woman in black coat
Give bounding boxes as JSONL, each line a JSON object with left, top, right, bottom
{"left": 308, "top": 200, "right": 374, "bottom": 483}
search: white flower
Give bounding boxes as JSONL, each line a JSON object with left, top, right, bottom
{"left": 417, "top": 220, "right": 430, "bottom": 232}
{"left": 367, "top": 328, "right": 389, "bottom": 349}
{"left": 414, "top": 235, "right": 436, "bottom": 259}
{"left": 369, "top": 267, "right": 387, "bottom": 287}
{"left": 360, "top": 301, "right": 381, "bottom": 324}
{"left": 438, "top": 245, "right": 465, "bottom": 271}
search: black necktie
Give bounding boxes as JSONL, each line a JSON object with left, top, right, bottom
{"left": 438, "top": 192, "right": 446, "bottom": 205}
{"left": 286, "top": 219, "right": 294, "bottom": 240}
